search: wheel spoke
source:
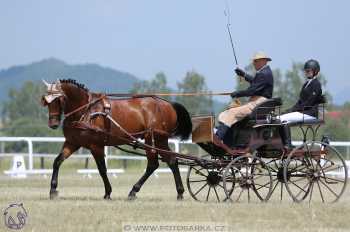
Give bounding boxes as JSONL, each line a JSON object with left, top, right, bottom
{"left": 189, "top": 179, "right": 207, "bottom": 183}
{"left": 194, "top": 183, "right": 208, "bottom": 196}
{"left": 255, "top": 180, "right": 275, "bottom": 191}
{"left": 320, "top": 165, "right": 344, "bottom": 173}
{"left": 206, "top": 186, "right": 211, "bottom": 201}
{"left": 319, "top": 178, "right": 339, "bottom": 198}
{"left": 236, "top": 188, "right": 244, "bottom": 202}
{"left": 320, "top": 175, "right": 346, "bottom": 183}
{"left": 289, "top": 176, "right": 308, "bottom": 183}
{"left": 294, "top": 181, "right": 310, "bottom": 199}
{"left": 280, "top": 182, "right": 283, "bottom": 201}
{"left": 270, "top": 179, "right": 279, "bottom": 196}
{"left": 218, "top": 184, "right": 225, "bottom": 189}
{"left": 316, "top": 180, "right": 325, "bottom": 203}
{"left": 308, "top": 181, "right": 314, "bottom": 203}
{"left": 290, "top": 179, "right": 309, "bottom": 193}
{"left": 247, "top": 187, "right": 250, "bottom": 202}
{"left": 213, "top": 186, "right": 220, "bottom": 202}
{"left": 192, "top": 167, "right": 208, "bottom": 178}
{"left": 288, "top": 166, "right": 310, "bottom": 174}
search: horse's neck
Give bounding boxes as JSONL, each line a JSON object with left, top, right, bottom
{"left": 63, "top": 88, "right": 89, "bottom": 119}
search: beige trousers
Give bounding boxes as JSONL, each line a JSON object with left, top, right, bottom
{"left": 218, "top": 96, "right": 268, "bottom": 127}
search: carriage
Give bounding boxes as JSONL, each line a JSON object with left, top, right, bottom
{"left": 186, "top": 96, "right": 348, "bottom": 203}
{"left": 42, "top": 79, "right": 348, "bottom": 203}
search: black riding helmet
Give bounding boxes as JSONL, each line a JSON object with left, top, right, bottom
{"left": 304, "top": 59, "right": 320, "bottom": 76}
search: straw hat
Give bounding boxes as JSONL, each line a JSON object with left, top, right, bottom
{"left": 252, "top": 51, "right": 272, "bottom": 61}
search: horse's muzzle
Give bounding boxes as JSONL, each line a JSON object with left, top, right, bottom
{"left": 48, "top": 116, "right": 61, "bottom": 129}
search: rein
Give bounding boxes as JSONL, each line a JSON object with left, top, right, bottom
{"left": 63, "top": 91, "right": 231, "bottom": 119}
{"left": 64, "top": 95, "right": 106, "bottom": 119}
{"left": 106, "top": 92, "right": 232, "bottom": 98}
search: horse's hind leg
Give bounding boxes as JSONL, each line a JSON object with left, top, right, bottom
{"left": 50, "top": 142, "right": 80, "bottom": 199}
{"left": 128, "top": 139, "right": 159, "bottom": 200}
{"left": 91, "top": 145, "right": 112, "bottom": 200}
{"left": 167, "top": 158, "right": 185, "bottom": 200}
{"left": 161, "top": 138, "right": 185, "bottom": 201}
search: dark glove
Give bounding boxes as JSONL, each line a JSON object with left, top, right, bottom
{"left": 235, "top": 68, "right": 245, "bottom": 77}
{"left": 230, "top": 92, "right": 238, "bottom": 98}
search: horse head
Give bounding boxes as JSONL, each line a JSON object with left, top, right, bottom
{"left": 41, "top": 79, "right": 65, "bottom": 129}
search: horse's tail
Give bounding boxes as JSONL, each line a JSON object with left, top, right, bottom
{"left": 171, "top": 102, "right": 192, "bottom": 141}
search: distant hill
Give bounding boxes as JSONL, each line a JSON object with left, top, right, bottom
{"left": 0, "top": 58, "right": 227, "bottom": 114}
{"left": 0, "top": 58, "right": 139, "bottom": 102}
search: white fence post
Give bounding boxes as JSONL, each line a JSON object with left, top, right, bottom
{"left": 0, "top": 137, "right": 349, "bottom": 177}
{"left": 104, "top": 146, "right": 108, "bottom": 168}
{"left": 26, "top": 138, "right": 33, "bottom": 171}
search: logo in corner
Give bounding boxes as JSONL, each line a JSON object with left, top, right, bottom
{"left": 3, "top": 203, "right": 28, "bottom": 230}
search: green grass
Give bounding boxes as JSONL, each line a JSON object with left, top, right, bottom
{"left": 0, "top": 172, "right": 349, "bottom": 232}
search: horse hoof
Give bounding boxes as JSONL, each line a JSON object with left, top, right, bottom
{"left": 128, "top": 194, "right": 137, "bottom": 201}
{"left": 50, "top": 190, "right": 59, "bottom": 200}
{"left": 104, "top": 195, "right": 111, "bottom": 200}
{"left": 177, "top": 194, "right": 184, "bottom": 201}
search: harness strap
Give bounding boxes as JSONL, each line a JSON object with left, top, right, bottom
{"left": 64, "top": 95, "right": 106, "bottom": 119}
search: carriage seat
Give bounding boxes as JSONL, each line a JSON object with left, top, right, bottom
{"left": 247, "top": 97, "right": 282, "bottom": 122}
{"left": 286, "top": 95, "right": 327, "bottom": 127}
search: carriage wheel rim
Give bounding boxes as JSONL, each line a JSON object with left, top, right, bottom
{"left": 223, "top": 155, "right": 273, "bottom": 203}
{"left": 186, "top": 163, "right": 235, "bottom": 202}
{"left": 283, "top": 141, "right": 348, "bottom": 203}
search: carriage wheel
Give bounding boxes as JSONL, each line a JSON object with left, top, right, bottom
{"left": 223, "top": 155, "right": 273, "bottom": 203}
{"left": 284, "top": 141, "right": 348, "bottom": 203}
{"left": 186, "top": 164, "right": 234, "bottom": 202}
{"left": 264, "top": 158, "right": 310, "bottom": 202}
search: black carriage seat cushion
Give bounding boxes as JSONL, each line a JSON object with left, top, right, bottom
{"left": 247, "top": 98, "right": 282, "bottom": 120}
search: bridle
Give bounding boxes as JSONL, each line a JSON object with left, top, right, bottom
{"left": 43, "top": 81, "right": 106, "bottom": 121}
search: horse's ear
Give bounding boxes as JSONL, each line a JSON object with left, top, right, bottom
{"left": 42, "top": 79, "right": 50, "bottom": 88}
{"left": 40, "top": 96, "right": 48, "bottom": 106}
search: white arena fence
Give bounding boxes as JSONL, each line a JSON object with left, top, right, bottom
{"left": 0, "top": 137, "right": 349, "bottom": 178}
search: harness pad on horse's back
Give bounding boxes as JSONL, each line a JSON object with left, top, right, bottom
{"left": 84, "top": 94, "right": 112, "bottom": 142}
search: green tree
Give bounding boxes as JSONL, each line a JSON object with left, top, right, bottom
{"left": 175, "top": 71, "right": 213, "bottom": 115}
{"left": 1, "top": 81, "right": 62, "bottom": 152}
{"left": 130, "top": 72, "right": 172, "bottom": 101}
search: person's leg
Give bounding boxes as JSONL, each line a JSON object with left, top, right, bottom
{"left": 216, "top": 105, "right": 251, "bottom": 141}
{"left": 279, "top": 124, "right": 293, "bottom": 149}
{"left": 278, "top": 112, "right": 317, "bottom": 149}
{"left": 279, "top": 112, "right": 316, "bottom": 124}
{"left": 215, "top": 121, "right": 230, "bottom": 141}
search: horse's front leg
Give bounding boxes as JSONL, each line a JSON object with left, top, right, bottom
{"left": 90, "top": 145, "right": 112, "bottom": 200}
{"left": 50, "top": 141, "right": 80, "bottom": 199}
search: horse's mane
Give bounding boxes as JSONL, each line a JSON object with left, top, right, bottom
{"left": 59, "top": 79, "right": 89, "bottom": 92}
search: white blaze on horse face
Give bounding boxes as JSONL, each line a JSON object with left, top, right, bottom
{"left": 42, "top": 80, "right": 63, "bottom": 104}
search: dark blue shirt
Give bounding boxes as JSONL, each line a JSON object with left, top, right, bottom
{"left": 234, "top": 65, "right": 274, "bottom": 99}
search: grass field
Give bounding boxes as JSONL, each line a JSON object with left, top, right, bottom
{"left": 1, "top": 170, "right": 350, "bottom": 232}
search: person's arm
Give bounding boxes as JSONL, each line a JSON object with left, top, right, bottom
{"left": 298, "top": 83, "right": 322, "bottom": 110}
{"left": 244, "top": 73, "right": 254, "bottom": 83}
{"left": 231, "top": 74, "right": 266, "bottom": 98}
{"left": 286, "top": 82, "right": 322, "bottom": 112}
{"left": 235, "top": 68, "right": 254, "bottom": 83}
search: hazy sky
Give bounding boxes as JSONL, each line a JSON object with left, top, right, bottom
{"left": 1, "top": 0, "right": 349, "bottom": 103}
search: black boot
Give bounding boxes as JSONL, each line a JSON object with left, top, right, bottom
{"left": 280, "top": 125, "right": 294, "bottom": 150}
{"left": 215, "top": 123, "right": 230, "bottom": 141}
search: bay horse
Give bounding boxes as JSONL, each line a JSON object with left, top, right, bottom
{"left": 41, "top": 79, "right": 192, "bottom": 200}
